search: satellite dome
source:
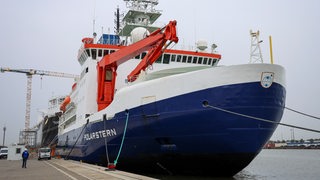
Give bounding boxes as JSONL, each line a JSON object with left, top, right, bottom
{"left": 196, "top": 40, "right": 208, "bottom": 51}
{"left": 130, "top": 27, "right": 150, "bottom": 43}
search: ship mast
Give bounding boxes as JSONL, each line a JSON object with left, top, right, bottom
{"left": 119, "top": 0, "right": 162, "bottom": 37}
{"left": 249, "top": 30, "right": 263, "bottom": 63}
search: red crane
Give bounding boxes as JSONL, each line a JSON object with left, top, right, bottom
{"left": 95, "top": 20, "right": 179, "bottom": 111}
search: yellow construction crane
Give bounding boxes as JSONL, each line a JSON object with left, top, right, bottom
{"left": 0, "top": 67, "right": 79, "bottom": 144}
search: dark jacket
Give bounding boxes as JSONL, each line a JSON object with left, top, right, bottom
{"left": 22, "top": 150, "right": 29, "bottom": 159}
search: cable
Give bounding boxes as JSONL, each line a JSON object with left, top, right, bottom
{"left": 114, "top": 110, "right": 130, "bottom": 166}
{"left": 285, "top": 107, "right": 320, "bottom": 120}
{"left": 203, "top": 103, "right": 320, "bottom": 134}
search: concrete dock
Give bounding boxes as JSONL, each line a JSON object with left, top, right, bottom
{"left": 0, "top": 158, "right": 157, "bottom": 180}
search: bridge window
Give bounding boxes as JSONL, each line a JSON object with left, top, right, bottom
{"left": 200, "top": 57, "right": 205, "bottom": 64}
{"left": 98, "top": 49, "right": 102, "bottom": 57}
{"left": 191, "top": 57, "right": 196, "bottom": 64}
{"left": 187, "top": 56, "right": 192, "bottom": 63}
{"left": 182, "top": 56, "right": 187, "bottom": 63}
{"left": 171, "top": 54, "right": 176, "bottom": 62}
{"left": 212, "top": 59, "right": 217, "bottom": 66}
{"left": 156, "top": 55, "right": 162, "bottom": 63}
{"left": 103, "top": 50, "right": 109, "bottom": 56}
{"left": 163, "top": 54, "right": 170, "bottom": 64}
{"left": 198, "top": 57, "right": 202, "bottom": 64}
{"left": 86, "top": 49, "right": 91, "bottom": 57}
{"left": 135, "top": 54, "right": 140, "bottom": 59}
{"left": 207, "top": 58, "right": 211, "bottom": 65}
{"left": 141, "top": 52, "right": 147, "bottom": 59}
{"left": 91, "top": 49, "right": 97, "bottom": 59}
{"left": 176, "top": 55, "right": 182, "bottom": 62}
{"left": 208, "top": 58, "right": 212, "bottom": 65}
{"left": 110, "top": 50, "right": 115, "bottom": 54}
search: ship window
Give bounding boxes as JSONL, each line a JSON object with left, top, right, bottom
{"left": 163, "top": 54, "right": 170, "bottom": 64}
{"left": 171, "top": 54, "right": 176, "bottom": 62}
{"left": 59, "top": 98, "right": 64, "bottom": 104}
{"left": 192, "top": 56, "right": 197, "bottom": 63}
{"left": 91, "top": 49, "right": 97, "bottom": 59}
{"left": 98, "top": 49, "right": 102, "bottom": 57}
{"left": 86, "top": 49, "right": 91, "bottom": 57}
{"left": 187, "top": 56, "right": 192, "bottom": 63}
{"left": 212, "top": 59, "right": 217, "bottom": 66}
{"left": 86, "top": 67, "right": 89, "bottom": 73}
{"left": 176, "top": 55, "right": 182, "bottom": 62}
{"left": 103, "top": 50, "right": 109, "bottom": 56}
{"left": 141, "top": 52, "right": 147, "bottom": 59}
{"left": 182, "top": 56, "right": 187, "bottom": 63}
{"left": 200, "top": 57, "right": 205, "bottom": 64}
{"left": 110, "top": 50, "right": 115, "bottom": 54}
{"left": 156, "top": 55, "right": 163, "bottom": 63}
{"left": 105, "top": 69, "right": 113, "bottom": 81}
{"left": 135, "top": 54, "right": 140, "bottom": 59}
{"left": 203, "top": 58, "right": 210, "bottom": 65}
{"left": 198, "top": 57, "right": 202, "bottom": 64}
{"left": 208, "top": 58, "right": 212, "bottom": 65}
{"left": 82, "top": 53, "right": 87, "bottom": 60}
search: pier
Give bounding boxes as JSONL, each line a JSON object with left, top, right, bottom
{"left": 0, "top": 158, "right": 157, "bottom": 180}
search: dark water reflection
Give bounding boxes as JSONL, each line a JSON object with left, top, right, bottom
{"left": 150, "top": 149, "right": 320, "bottom": 180}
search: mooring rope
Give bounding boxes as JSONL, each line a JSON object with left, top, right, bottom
{"left": 203, "top": 102, "right": 320, "bottom": 134}
{"left": 114, "top": 110, "right": 130, "bottom": 166}
{"left": 285, "top": 106, "right": 320, "bottom": 120}
{"left": 65, "top": 120, "right": 89, "bottom": 160}
{"left": 103, "top": 115, "right": 110, "bottom": 165}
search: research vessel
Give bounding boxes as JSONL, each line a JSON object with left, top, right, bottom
{"left": 55, "top": 0, "right": 286, "bottom": 176}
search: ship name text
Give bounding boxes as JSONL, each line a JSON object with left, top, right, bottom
{"left": 83, "top": 128, "right": 117, "bottom": 141}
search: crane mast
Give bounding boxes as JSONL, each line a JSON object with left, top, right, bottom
{"left": 0, "top": 67, "right": 79, "bottom": 144}
{"left": 25, "top": 75, "right": 32, "bottom": 131}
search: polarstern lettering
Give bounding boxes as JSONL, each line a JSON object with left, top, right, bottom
{"left": 83, "top": 128, "right": 117, "bottom": 141}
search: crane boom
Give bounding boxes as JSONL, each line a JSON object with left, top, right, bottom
{"left": 0, "top": 67, "right": 79, "bottom": 144}
{"left": 0, "top": 67, "right": 79, "bottom": 79}
{"left": 96, "top": 20, "right": 178, "bottom": 111}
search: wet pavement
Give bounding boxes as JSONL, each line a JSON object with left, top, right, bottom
{"left": 0, "top": 158, "right": 157, "bottom": 180}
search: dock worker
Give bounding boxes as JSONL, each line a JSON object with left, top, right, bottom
{"left": 22, "top": 149, "right": 29, "bottom": 168}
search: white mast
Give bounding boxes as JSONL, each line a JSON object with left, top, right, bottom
{"left": 249, "top": 30, "right": 263, "bottom": 63}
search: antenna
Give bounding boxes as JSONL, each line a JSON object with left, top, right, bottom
{"left": 249, "top": 30, "right": 264, "bottom": 63}
{"left": 93, "top": 0, "right": 97, "bottom": 34}
{"left": 193, "top": 7, "right": 197, "bottom": 49}
{"left": 114, "top": 6, "right": 120, "bottom": 35}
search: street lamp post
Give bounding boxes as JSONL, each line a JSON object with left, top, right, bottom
{"left": 2, "top": 126, "right": 6, "bottom": 146}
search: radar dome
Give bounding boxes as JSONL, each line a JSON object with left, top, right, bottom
{"left": 196, "top": 40, "right": 208, "bottom": 51}
{"left": 130, "top": 27, "right": 150, "bottom": 43}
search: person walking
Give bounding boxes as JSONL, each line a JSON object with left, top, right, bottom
{"left": 22, "top": 149, "right": 29, "bottom": 168}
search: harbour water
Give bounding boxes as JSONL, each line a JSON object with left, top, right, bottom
{"left": 236, "top": 149, "right": 320, "bottom": 180}
{"left": 157, "top": 149, "right": 320, "bottom": 180}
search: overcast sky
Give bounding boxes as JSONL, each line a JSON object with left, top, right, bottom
{"left": 0, "top": 0, "right": 320, "bottom": 145}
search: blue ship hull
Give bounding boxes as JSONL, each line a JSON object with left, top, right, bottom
{"left": 56, "top": 81, "right": 285, "bottom": 176}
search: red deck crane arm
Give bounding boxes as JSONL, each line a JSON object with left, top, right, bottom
{"left": 96, "top": 20, "right": 178, "bottom": 111}
{"left": 98, "top": 20, "right": 178, "bottom": 70}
